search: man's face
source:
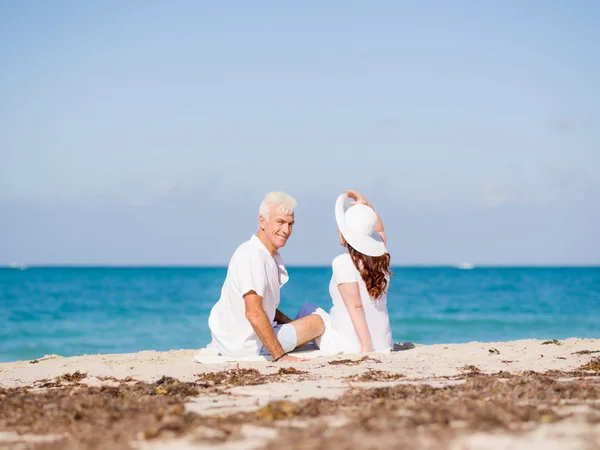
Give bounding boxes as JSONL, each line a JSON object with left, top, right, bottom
{"left": 260, "top": 207, "right": 295, "bottom": 250}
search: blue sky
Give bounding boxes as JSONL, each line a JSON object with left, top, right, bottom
{"left": 1, "top": 1, "right": 598, "bottom": 266}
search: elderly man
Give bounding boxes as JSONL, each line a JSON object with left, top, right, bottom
{"left": 208, "top": 191, "right": 325, "bottom": 363}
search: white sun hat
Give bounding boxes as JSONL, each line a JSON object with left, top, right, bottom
{"left": 335, "top": 193, "right": 387, "bottom": 257}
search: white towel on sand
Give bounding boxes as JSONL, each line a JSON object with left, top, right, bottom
{"left": 193, "top": 341, "right": 331, "bottom": 364}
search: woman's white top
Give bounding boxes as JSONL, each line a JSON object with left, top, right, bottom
{"left": 316, "top": 252, "right": 393, "bottom": 354}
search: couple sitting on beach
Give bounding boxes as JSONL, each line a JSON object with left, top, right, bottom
{"left": 207, "top": 190, "right": 393, "bottom": 363}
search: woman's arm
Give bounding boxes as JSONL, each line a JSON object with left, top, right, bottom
{"left": 346, "top": 190, "right": 386, "bottom": 246}
{"left": 337, "top": 282, "right": 372, "bottom": 352}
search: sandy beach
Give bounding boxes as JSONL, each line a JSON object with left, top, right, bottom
{"left": 1, "top": 337, "right": 599, "bottom": 449}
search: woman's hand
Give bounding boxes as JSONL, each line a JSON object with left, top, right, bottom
{"left": 346, "top": 190, "right": 372, "bottom": 208}
{"left": 346, "top": 190, "right": 385, "bottom": 237}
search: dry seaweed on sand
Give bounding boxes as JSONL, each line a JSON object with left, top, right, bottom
{"left": 149, "top": 376, "right": 200, "bottom": 396}
{"left": 32, "top": 378, "right": 63, "bottom": 389}
{"left": 56, "top": 371, "right": 88, "bottom": 383}
{"left": 256, "top": 366, "right": 311, "bottom": 383}
{"left": 542, "top": 339, "right": 563, "bottom": 346}
{"left": 452, "top": 365, "right": 517, "bottom": 380}
{"left": 344, "top": 369, "right": 406, "bottom": 383}
{"left": 237, "top": 372, "right": 600, "bottom": 426}
{"left": 253, "top": 400, "right": 302, "bottom": 421}
{"left": 1, "top": 373, "right": 599, "bottom": 450}
{"left": 194, "top": 366, "right": 311, "bottom": 389}
{"left": 578, "top": 357, "right": 600, "bottom": 372}
{"left": 260, "top": 375, "right": 600, "bottom": 450}
{"left": 573, "top": 350, "right": 600, "bottom": 355}
{"left": 0, "top": 377, "right": 205, "bottom": 450}
{"left": 488, "top": 370, "right": 513, "bottom": 379}
{"left": 328, "top": 356, "right": 381, "bottom": 366}
{"left": 458, "top": 365, "right": 483, "bottom": 377}
{"left": 29, "top": 372, "right": 89, "bottom": 389}
{"left": 97, "top": 375, "right": 119, "bottom": 382}
{"left": 543, "top": 357, "right": 600, "bottom": 377}
{"left": 276, "top": 367, "right": 308, "bottom": 375}
{"left": 194, "top": 368, "right": 268, "bottom": 387}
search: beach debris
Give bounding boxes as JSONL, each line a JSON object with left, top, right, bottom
{"left": 344, "top": 369, "right": 405, "bottom": 383}
{"left": 34, "top": 354, "right": 62, "bottom": 362}
{"left": 188, "top": 425, "right": 230, "bottom": 442}
{"left": 577, "top": 357, "right": 600, "bottom": 372}
{"left": 33, "top": 371, "right": 89, "bottom": 388}
{"left": 149, "top": 376, "right": 199, "bottom": 396}
{"left": 259, "top": 375, "right": 597, "bottom": 447}
{"left": 1, "top": 372, "right": 599, "bottom": 449}
{"left": 97, "top": 375, "right": 118, "bottom": 381}
{"left": 29, "top": 359, "right": 39, "bottom": 364}
{"left": 328, "top": 359, "right": 356, "bottom": 366}
{"left": 0, "top": 379, "right": 204, "bottom": 446}
{"left": 277, "top": 367, "right": 308, "bottom": 375}
{"left": 489, "top": 348, "right": 500, "bottom": 355}
{"left": 572, "top": 350, "right": 600, "bottom": 355}
{"left": 32, "top": 378, "right": 57, "bottom": 388}
{"left": 491, "top": 370, "right": 513, "bottom": 378}
{"left": 519, "top": 363, "right": 600, "bottom": 378}
{"left": 328, "top": 356, "right": 381, "bottom": 366}
{"left": 254, "top": 400, "right": 300, "bottom": 421}
{"left": 542, "top": 339, "right": 562, "bottom": 346}
{"left": 57, "top": 371, "right": 87, "bottom": 383}
{"left": 458, "top": 365, "right": 482, "bottom": 377}
{"left": 195, "top": 368, "right": 268, "bottom": 387}
{"left": 194, "top": 366, "right": 310, "bottom": 389}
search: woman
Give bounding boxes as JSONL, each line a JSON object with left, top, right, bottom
{"left": 314, "top": 190, "right": 394, "bottom": 354}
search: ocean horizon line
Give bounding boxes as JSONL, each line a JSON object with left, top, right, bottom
{"left": 3, "top": 263, "right": 600, "bottom": 269}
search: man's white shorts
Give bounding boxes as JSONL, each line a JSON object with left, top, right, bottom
{"left": 258, "top": 303, "right": 322, "bottom": 357}
{"left": 259, "top": 323, "right": 297, "bottom": 356}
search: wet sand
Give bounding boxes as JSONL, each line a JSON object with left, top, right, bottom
{"left": 1, "top": 337, "right": 599, "bottom": 449}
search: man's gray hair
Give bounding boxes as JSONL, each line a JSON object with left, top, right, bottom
{"left": 259, "top": 191, "right": 297, "bottom": 221}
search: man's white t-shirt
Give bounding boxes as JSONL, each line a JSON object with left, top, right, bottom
{"left": 208, "top": 235, "right": 289, "bottom": 357}
{"left": 326, "top": 253, "right": 393, "bottom": 353}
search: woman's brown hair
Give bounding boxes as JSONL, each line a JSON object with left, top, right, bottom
{"left": 346, "top": 243, "right": 394, "bottom": 300}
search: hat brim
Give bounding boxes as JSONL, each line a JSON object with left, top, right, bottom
{"left": 335, "top": 194, "right": 387, "bottom": 257}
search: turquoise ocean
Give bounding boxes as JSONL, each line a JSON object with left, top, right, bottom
{"left": 1, "top": 266, "right": 599, "bottom": 363}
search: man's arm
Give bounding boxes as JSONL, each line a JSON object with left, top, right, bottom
{"left": 244, "top": 291, "right": 308, "bottom": 362}
{"left": 274, "top": 309, "right": 292, "bottom": 324}
{"left": 244, "top": 291, "right": 287, "bottom": 359}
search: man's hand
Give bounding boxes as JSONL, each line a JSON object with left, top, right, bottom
{"left": 244, "top": 291, "right": 286, "bottom": 359}
{"left": 278, "top": 354, "right": 310, "bottom": 362}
